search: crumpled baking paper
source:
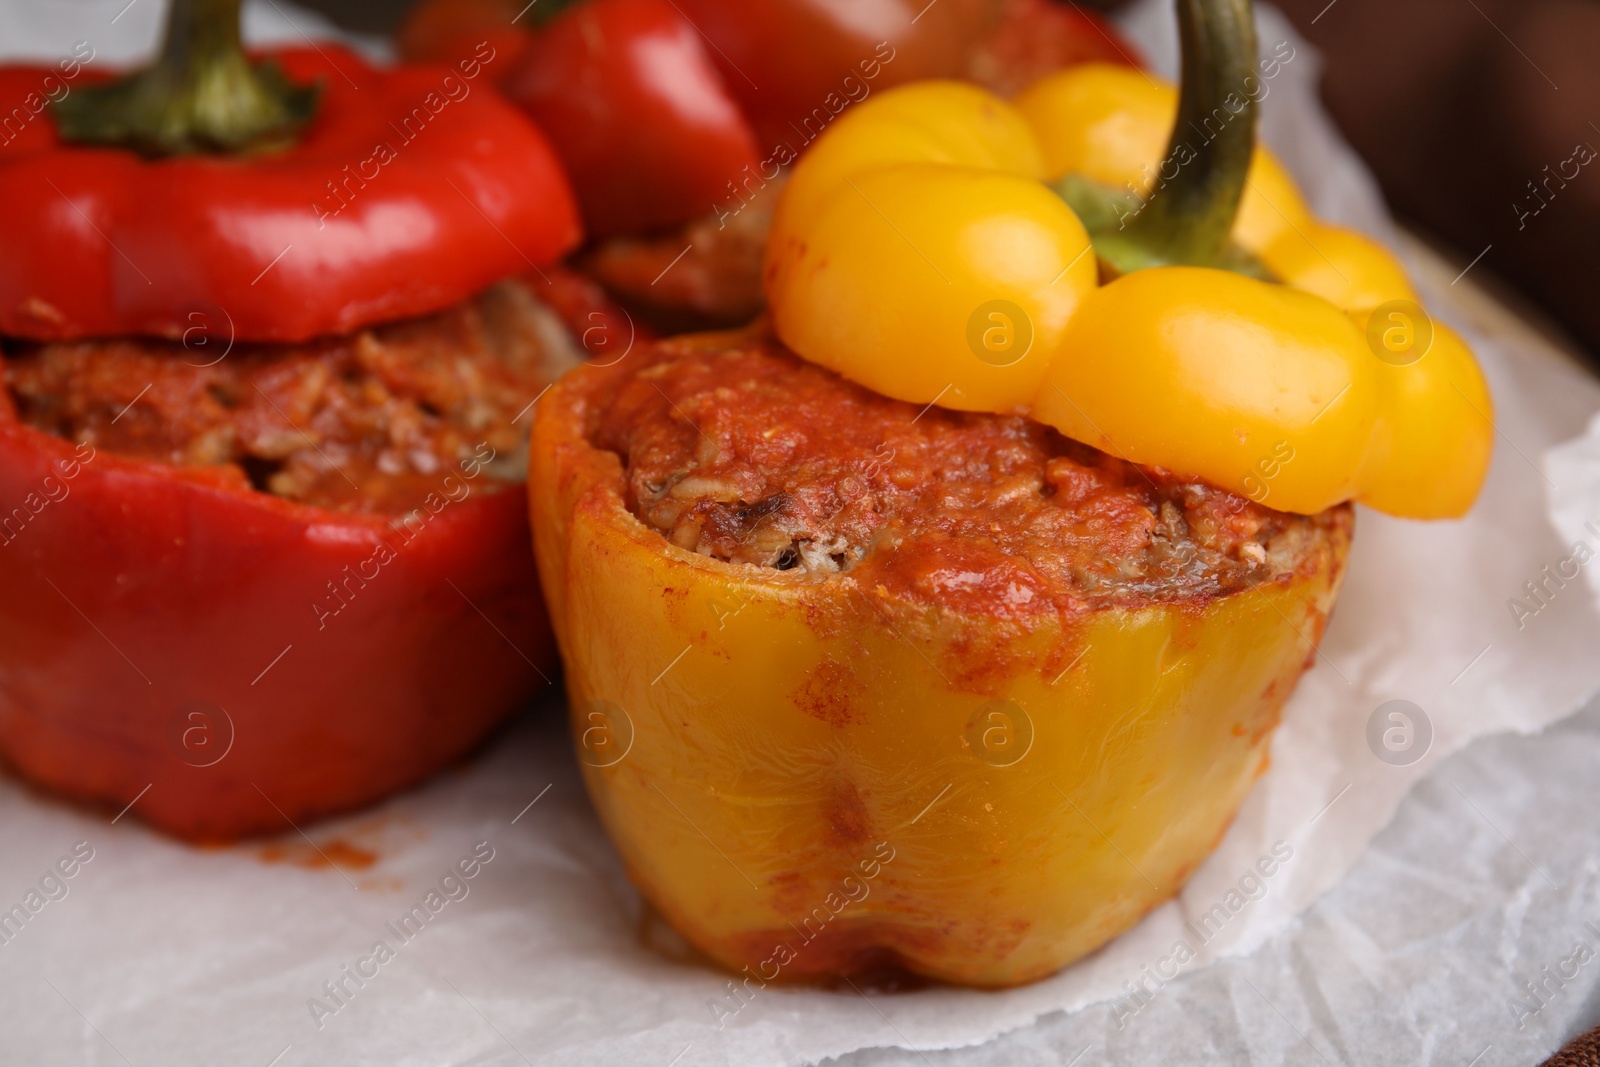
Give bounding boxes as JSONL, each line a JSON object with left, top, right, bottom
{"left": 3, "top": 2, "right": 1600, "bottom": 1065}
{"left": 1546, "top": 415, "right": 1600, "bottom": 612}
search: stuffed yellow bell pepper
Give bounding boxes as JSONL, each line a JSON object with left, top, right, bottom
{"left": 530, "top": 0, "right": 1489, "bottom": 991}
{"left": 532, "top": 327, "right": 1352, "bottom": 988}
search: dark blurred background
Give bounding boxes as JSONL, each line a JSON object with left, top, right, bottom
{"left": 293, "top": 0, "right": 403, "bottom": 32}
{"left": 1269, "top": 0, "right": 1600, "bottom": 357}
{"left": 305, "top": 0, "right": 1600, "bottom": 355}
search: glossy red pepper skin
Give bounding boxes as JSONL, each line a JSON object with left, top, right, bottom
{"left": 395, "top": 0, "right": 533, "bottom": 86}
{"left": 401, "top": 0, "right": 1138, "bottom": 243}
{"left": 672, "top": 0, "right": 1004, "bottom": 153}
{"left": 0, "top": 45, "right": 581, "bottom": 344}
{"left": 502, "top": 0, "right": 761, "bottom": 239}
{"left": 539, "top": 263, "right": 657, "bottom": 356}
{"left": 0, "top": 387, "right": 555, "bottom": 841}
{"left": 969, "top": 0, "right": 1144, "bottom": 96}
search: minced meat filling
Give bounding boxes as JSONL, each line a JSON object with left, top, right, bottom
{"left": 590, "top": 338, "right": 1349, "bottom": 607}
{"left": 581, "top": 175, "right": 781, "bottom": 332}
{"left": 3, "top": 281, "right": 576, "bottom": 515}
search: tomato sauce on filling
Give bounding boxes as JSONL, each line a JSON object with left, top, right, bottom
{"left": 580, "top": 175, "right": 780, "bottom": 332}
{"left": 2, "top": 281, "right": 575, "bottom": 515}
{"left": 589, "top": 336, "right": 1350, "bottom": 613}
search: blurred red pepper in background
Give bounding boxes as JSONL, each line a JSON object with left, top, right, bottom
{"left": 395, "top": 0, "right": 533, "bottom": 81}
{"left": 669, "top": 0, "right": 1002, "bottom": 157}
{"left": 503, "top": 0, "right": 761, "bottom": 238}
{"left": 968, "top": 0, "right": 1145, "bottom": 95}
{"left": 401, "top": 0, "right": 1140, "bottom": 240}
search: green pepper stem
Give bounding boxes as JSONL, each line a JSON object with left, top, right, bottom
{"left": 1061, "top": 0, "right": 1266, "bottom": 277}
{"left": 52, "top": 0, "right": 320, "bottom": 156}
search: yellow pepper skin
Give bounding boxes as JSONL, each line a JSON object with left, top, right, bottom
{"left": 1013, "top": 64, "right": 1309, "bottom": 256}
{"left": 1234, "top": 152, "right": 1312, "bottom": 257}
{"left": 1355, "top": 315, "right": 1495, "bottom": 518}
{"left": 768, "top": 163, "right": 1097, "bottom": 413}
{"left": 766, "top": 81, "right": 1097, "bottom": 413}
{"left": 1032, "top": 267, "right": 1379, "bottom": 513}
{"left": 776, "top": 80, "right": 1048, "bottom": 228}
{"left": 530, "top": 346, "right": 1353, "bottom": 988}
{"left": 1012, "top": 65, "right": 1171, "bottom": 188}
{"left": 1010, "top": 65, "right": 1420, "bottom": 315}
{"left": 1260, "top": 223, "right": 1418, "bottom": 313}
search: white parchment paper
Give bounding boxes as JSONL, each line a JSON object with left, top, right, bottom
{"left": 1546, "top": 415, "right": 1600, "bottom": 610}
{"left": 3, "top": 2, "right": 1600, "bottom": 1065}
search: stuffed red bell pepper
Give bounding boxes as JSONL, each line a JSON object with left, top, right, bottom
{"left": 0, "top": 0, "right": 583, "bottom": 840}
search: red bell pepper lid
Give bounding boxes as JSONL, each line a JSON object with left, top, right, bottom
{"left": 0, "top": 0, "right": 582, "bottom": 344}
